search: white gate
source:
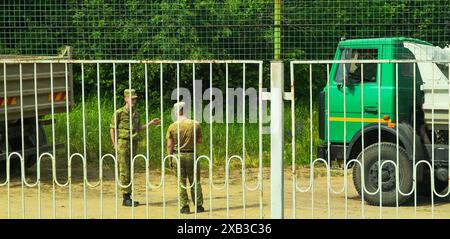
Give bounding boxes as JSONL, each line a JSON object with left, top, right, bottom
{"left": 0, "top": 59, "right": 266, "bottom": 219}
{"left": 289, "top": 59, "right": 450, "bottom": 218}
{"left": 1, "top": 58, "right": 450, "bottom": 219}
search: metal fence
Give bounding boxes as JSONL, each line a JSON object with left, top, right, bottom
{"left": 2, "top": 0, "right": 450, "bottom": 219}
{"left": 1, "top": 1, "right": 449, "bottom": 60}
{"left": 0, "top": 59, "right": 268, "bottom": 219}
{"left": 1, "top": 58, "right": 450, "bottom": 218}
{"left": 289, "top": 59, "right": 450, "bottom": 218}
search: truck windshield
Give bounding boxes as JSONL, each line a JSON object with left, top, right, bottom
{"left": 335, "top": 48, "right": 378, "bottom": 84}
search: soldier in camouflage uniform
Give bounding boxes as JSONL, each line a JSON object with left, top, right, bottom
{"left": 109, "top": 89, "right": 160, "bottom": 207}
{"left": 166, "top": 102, "right": 204, "bottom": 214}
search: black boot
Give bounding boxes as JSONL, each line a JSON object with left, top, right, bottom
{"left": 196, "top": 205, "right": 205, "bottom": 213}
{"left": 122, "top": 193, "right": 139, "bottom": 207}
{"left": 180, "top": 205, "right": 190, "bottom": 214}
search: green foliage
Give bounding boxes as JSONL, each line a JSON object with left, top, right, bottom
{"left": 2, "top": 1, "right": 449, "bottom": 168}
{"left": 283, "top": 0, "right": 450, "bottom": 59}
{"left": 2, "top": 1, "right": 449, "bottom": 60}
{"left": 46, "top": 97, "right": 281, "bottom": 168}
{"left": 3, "top": 1, "right": 448, "bottom": 99}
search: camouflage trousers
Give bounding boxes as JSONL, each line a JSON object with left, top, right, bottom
{"left": 177, "top": 152, "right": 204, "bottom": 207}
{"left": 117, "top": 139, "right": 137, "bottom": 195}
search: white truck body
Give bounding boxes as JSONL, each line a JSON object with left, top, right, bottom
{"left": 404, "top": 43, "right": 450, "bottom": 130}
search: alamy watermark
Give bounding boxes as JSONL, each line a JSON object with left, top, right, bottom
{"left": 170, "top": 80, "right": 270, "bottom": 133}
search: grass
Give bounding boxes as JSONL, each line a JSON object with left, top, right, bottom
{"left": 43, "top": 97, "right": 322, "bottom": 169}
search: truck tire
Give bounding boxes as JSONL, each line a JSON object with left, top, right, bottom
{"left": 353, "top": 142, "right": 413, "bottom": 206}
{"left": 23, "top": 123, "right": 47, "bottom": 168}
{"left": 0, "top": 136, "right": 20, "bottom": 176}
{"left": 417, "top": 168, "right": 448, "bottom": 196}
{"left": 0, "top": 123, "right": 47, "bottom": 174}
{"left": 417, "top": 180, "right": 448, "bottom": 196}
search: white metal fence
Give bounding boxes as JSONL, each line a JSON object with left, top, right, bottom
{"left": 289, "top": 59, "right": 450, "bottom": 219}
{"left": 0, "top": 59, "right": 266, "bottom": 219}
{"left": 1, "top": 58, "right": 450, "bottom": 219}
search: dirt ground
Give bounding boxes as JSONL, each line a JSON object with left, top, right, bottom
{"left": 1, "top": 161, "right": 450, "bottom": 219}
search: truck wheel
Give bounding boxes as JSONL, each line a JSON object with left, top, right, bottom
{"left": 24, "top": 124, "right": 47, "bottom": 168}
{"left": 0, "top": 137, "right": 20, "bottom": 176}
{"left": 434, "top": 180, "right": 448, "bottom": 194}
{"left": 418, "top": 180, "right": 448, "bottom": 195}
{"left": 0, "top": 123, "right": 47, "bottom": 173}
{"left": 353, "top": 142, "right": 413, "bottom": 206}
{"left": 417, "top": 170, "right": 448, "bottom": 196}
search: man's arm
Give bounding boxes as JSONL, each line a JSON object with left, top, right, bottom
{"left": 167, "top": 136, "right": 174, "bottom": 155}
{"left": 196, "top": 126, "right": 202, "bottom": 145}
{"left": 110, "top": 128, "right": 116, "bottom": 149}
{"left": 139, "top": 118, "right": 161, "bottom": 131}
{"left": 167, "top": 136, "right": 174, "bottom": 168}
{"left": 110, "top": 111, "right": 118, "bottom": 150}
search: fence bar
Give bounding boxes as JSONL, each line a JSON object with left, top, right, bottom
{"left": 270, "top": 60, "right": 284, "bottom": 219}
{"left": 0, "top": 59, "right": 264, "bottom": 219}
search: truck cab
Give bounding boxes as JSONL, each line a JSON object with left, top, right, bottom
{"left": 317, "top": 37, "right": 450, "bottom": 205}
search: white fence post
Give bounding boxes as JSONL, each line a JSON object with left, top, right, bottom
{"left": 270, "top": 60, "right": 284, "bottom": 219}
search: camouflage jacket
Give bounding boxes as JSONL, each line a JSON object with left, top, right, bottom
{"left": 110, "top": 106, "right": 140, "bottom": 140}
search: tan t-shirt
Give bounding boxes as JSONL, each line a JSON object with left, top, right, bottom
{"left": 166, "top": 118, "right": 201, "bottom": 152}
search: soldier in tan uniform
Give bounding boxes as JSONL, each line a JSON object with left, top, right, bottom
{"left": 110, "top": 89, "right": 160, "bottom": 207}
{"left": 166, "top": 102, "right": 204, "bottom": 214}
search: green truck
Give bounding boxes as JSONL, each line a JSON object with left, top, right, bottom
{"left": 317, "top": 37, "right": 450, "bottom": 205}
{"left": 0, "top": 47, "right": 74, "bottom": 173}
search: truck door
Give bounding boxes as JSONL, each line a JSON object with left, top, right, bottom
{"left": 327, "top": 48, "right": 381, "bottom": 143}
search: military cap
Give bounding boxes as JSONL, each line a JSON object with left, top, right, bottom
{"left": 124, "top": 89, "right": 138, "bottom": 99}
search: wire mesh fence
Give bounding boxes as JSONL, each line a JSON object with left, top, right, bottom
{"left": 282, "top": 0, "right": 450, "bottom": 60}
{"left": 1, "top": 0, "right": 450, "bottom": 219}
{"left": 1, "top": 1, "right": 449, "bottom": 60}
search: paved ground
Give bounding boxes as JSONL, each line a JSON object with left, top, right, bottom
{"left": 1, "top": 162, "right": 450, "bottom": 219}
